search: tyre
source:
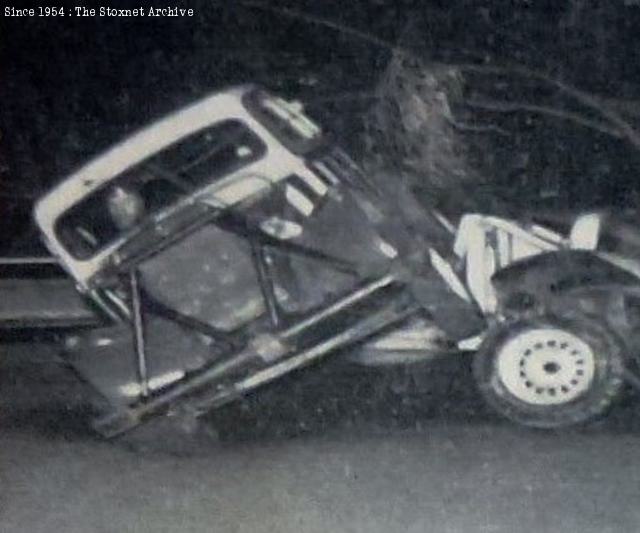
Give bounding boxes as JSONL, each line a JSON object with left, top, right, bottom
{"left": 473, "top": 315, "right": 625, "bottom": 428}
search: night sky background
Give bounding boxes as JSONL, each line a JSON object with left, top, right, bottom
{"left": 2, "top": 0, "right": 640, "bottom": 253}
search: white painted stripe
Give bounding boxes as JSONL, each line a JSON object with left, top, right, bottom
{"left": 569, "top": 213, "right": 601, "bottom": 250}
{"left": 457, "top": 334, "right": 484, "bottom": 351}
{"left": 118, "top": 370, "right": 185, "bottom": 397}
{"left": 482, "top": 216, "right": 558, "bottom": 252}
{"left": 369, "top": 325, "right": 444, "bottom": 350}
{"left": 285, "top": 184, "right": 315, "bottom": 216}
{"left": 378, "top": 239, "right": 398, "bottom": 259}
{"left": 433, "top": 210, "right": 456, "bottom": 234}
{"left": 260, "top": 217, "right": 303, "bottom": 240}
{"left": 275, "top": 98, "right": 322, "bottom": 137}
{"left": 428, "top": 248, "right": 471, "bottom": 302}
{"left": 262, "top": 99, "right": 290, "bottom": 120}
{"left": 313, "top": 161, "right": 340, "bottom": 185}
{"left": 263, "top": 99, "right": 321, "bottom": 140}
{"left": 95, "top": 337, "right": 114, "bottom": 347}
{"left": 496, "top": 228, "right": 511, "bottom": 268}
{"left": 300, "top": 171, "right": 328, "bottom": 196}
{"left": 531, "top": 224, "right": 564, "bottom": 243}
{"left": 211, "top": 176, "right": 269, "bottom": 205}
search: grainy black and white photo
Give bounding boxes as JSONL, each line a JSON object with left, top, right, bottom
{"left": 2, "top": 2, "right": 640, "bottom": 531}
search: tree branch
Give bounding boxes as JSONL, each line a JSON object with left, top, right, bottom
{"left": 466, "top": 98, "right": 625, "bottom": 139}
{"left": 237, "top": 1, "right": 399, "bottom": 52}
{"left": 236, "top": 2, "right": 640, "bottom": 151}
{"left": 448, "top": 119, "right": 510, "bottom": 137}
{"left": 453, "top": 63, "right": 640, "bottom": 150}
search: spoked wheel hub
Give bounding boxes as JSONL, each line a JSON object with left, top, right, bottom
{"left": 495, "top": 328, "right": 596, "bottom": 406}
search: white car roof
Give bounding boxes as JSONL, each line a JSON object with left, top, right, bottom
{"left": 33, "top": 84, "right": 311, "bottom": 286}
{"left": 35, "top": 85, "right": 255, "bottom": 234}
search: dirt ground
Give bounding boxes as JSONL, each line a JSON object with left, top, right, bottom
{"left": 3, "top": 342, "right": 640, "bottom": 533}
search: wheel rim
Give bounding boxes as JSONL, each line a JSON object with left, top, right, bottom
{"left": 495, "top": 327, "right": 596, "bottom": 406}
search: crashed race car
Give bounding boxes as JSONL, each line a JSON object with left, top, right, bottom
{"left": 13, "top": 84, "right": 640, "bottom": 436}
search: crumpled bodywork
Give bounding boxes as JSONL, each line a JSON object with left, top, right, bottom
{"left": 32, "top": 84, "right": 640, "bottom": 436}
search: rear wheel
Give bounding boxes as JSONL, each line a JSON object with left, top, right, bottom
{"left": 473, "top": 315, "right": 625, "bottom": 428}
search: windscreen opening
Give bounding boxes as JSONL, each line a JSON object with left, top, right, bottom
{"left": 55, "top": 119, "right": 267, "bottom": 260}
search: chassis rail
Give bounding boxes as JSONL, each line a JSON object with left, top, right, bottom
{"left": 93, "top": 275, "right": 417, "bottom": 437}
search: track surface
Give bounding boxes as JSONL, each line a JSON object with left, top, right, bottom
{"left": 2, "top": 342, "right": 640, "bottom": 532}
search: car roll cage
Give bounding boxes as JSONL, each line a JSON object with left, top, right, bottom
{"left": 90, "top": 189, "right": 418, "bottom": 438}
